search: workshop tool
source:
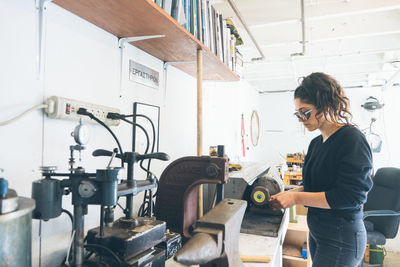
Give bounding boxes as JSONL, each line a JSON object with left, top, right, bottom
{"left": 240, "top": 255, "right": 271, "bottom": 263}
{"left": 174, "top": 198, "right": 247, "bottom": 267}
{"left": 250, "top": 175, "right": 282, "bottom": 207}
{"left": 0, "top": 174, "right": 35, "bottom": 267}
{"left": 31, "top": 119, "right": 170, "bottom": 266}
{"left": 155, "top": 156, "right": 229, "bottom": 238}
{"left": 225, "top": 170, "right": 285, "bottom": 237}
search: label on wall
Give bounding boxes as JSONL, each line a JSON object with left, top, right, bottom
{"left": 129, "top": 60, "right": 159, "bottom": 89}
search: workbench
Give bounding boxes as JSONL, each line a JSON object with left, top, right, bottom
{"left": 166, "top": 162, "right": 290, "bottom": 266}
{"left": 240, "top": 208, "right": 289, "bottom": 267}
{"left": 165, "top": 209, "right": 289, "bottom": 267}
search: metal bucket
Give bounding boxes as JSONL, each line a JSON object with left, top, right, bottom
{"left": 0, "top": 197, "right": 35, "bottom": 267}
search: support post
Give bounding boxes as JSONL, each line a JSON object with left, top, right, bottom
{"left": 197, "top": 49, "right": 203, "bottom": 218}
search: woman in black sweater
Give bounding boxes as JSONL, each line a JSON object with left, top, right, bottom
{"left": 269, "top": 72, "right": 373, "bottom": 266}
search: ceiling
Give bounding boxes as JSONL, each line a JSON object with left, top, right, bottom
{"left": 213, "top": 0, "right": 400, "bottom": 93}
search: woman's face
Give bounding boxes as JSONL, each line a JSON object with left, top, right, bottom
{"left": 294, "top": 98, "right": 323, "bottom": 131}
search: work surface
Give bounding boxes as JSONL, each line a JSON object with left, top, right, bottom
{"left": 166, "top": 209, "right": 289, "bottom": 267}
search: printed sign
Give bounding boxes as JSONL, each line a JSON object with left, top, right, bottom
{"left": 129, "top": 60, "right": 159, "bottom": 89}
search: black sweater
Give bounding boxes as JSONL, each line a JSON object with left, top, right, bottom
{"left": 303, "top": 125, "right": 373, "bottom": 220}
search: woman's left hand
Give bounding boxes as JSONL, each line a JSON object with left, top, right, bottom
{"left": 269, "top": 192, "right": 298, "bottom": 209}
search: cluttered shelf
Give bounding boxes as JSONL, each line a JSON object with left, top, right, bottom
{"left": 53, "top": 0, "right": 240, "bottom": 81}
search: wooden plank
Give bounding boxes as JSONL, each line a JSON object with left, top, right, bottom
{"left": 53, "top": 0, "right": 239, "bottom": 81}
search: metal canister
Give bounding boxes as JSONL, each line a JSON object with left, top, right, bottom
{"left": 0, "top": 178, "right": 35, "bottom": 267}
{"left": 32, "top": 178, "right": 62, "bottom": 220}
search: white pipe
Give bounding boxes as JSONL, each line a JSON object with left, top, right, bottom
{"left": 226, "top": 0, "right": 265, "bottom": 60}
{"left": 382, "top": 68, "right": 400, "bottom": 91}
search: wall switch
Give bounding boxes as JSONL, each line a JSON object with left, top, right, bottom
{"left": 45, "top": 96, "right": 120, "bottom": 126}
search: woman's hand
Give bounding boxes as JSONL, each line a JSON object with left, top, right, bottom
{"left": 269, "top": 192, "right": 298, "bottom": 209}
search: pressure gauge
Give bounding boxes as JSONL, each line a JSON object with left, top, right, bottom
{"left": 72, "top": 123, "right": 90, "bottom": 145}
{"left": 78, "top": 180, "right": 96, "bottom": 198}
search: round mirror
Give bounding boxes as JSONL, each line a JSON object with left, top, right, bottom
{"left": 250, "top": 110, "right": 260, "bottom": 146}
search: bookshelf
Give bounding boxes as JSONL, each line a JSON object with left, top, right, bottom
{"left": 53, "top": 0, "right": 239, "bottom": 81}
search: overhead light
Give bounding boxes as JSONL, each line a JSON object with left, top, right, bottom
{"left": 361, "top": 96, "right": 384, "bottom": 111}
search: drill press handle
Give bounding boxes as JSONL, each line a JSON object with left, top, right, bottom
{"left": 92, "top": 149, "right": 170, "bottom": 162}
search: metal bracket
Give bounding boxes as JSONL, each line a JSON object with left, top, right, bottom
{"left": 163, "top": 61, "right": 195, "bottom": 101}
{"left": 118, "top": 35, "right": 165, "bottom": 96}
{"left": 35, "top": 0, "right": 53, "bottom": 80}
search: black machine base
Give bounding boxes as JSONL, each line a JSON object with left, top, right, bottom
{"left": 240, "top": 207, "right": 284, "bottom": 237}
{"left": 87, "top": 217, "right": 166, "bottom": 261}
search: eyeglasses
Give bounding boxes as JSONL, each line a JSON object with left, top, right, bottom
{"left": 294, "top": 108, "right": 314, "bottom": 121}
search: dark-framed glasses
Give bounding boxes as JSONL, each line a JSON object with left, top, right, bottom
{"left": 294, "top": 108, "right": 314, "bottom": 121}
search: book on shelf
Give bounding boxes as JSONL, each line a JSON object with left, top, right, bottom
{"left": 159, "top": 0, "right": 242, "bottom": 75}
{"left": 155, "top": 0, "right": 163, "bottom": 8}
{"left": 163, "top": 0, "right": 173, "bottom": 15}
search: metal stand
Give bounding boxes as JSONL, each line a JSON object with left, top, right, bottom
{"left": 73, "top": 205, "right": 84, "bottom": 267}
{"left": 35, "top": 0, "right": 53, "bottom": 79}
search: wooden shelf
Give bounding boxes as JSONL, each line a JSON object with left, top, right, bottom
{"left": 54, "top": 0, "right": 239, "bottom": 81}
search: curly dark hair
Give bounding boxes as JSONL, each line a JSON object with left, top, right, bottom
{"left": 294, "top": 72, "right": 354, "bottom": 125}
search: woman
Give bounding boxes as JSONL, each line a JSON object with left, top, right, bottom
{"left": 269, "top": 72, "right": 373, "bottom": 266}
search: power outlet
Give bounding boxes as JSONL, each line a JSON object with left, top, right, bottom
{"left": 45, "top": 96, "right": 120, "bottom": 126}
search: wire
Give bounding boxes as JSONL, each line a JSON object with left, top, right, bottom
{"left": 119, "top": 118, "right": 152, "bottom": 175}
{"left": 78, "top": 108, "right": 124, "bottom": 167}
{"left": 84, "top": 244, "right": 123, "bottom": 267}
{"left": 125, "top": 114, "right": 156, "bottom": 181}
{"left": 62, "top": 209, "right": 74, "bottom": 236}
{"left": 120, "top": 118, "right": 150, "bottom": 153}
{"left": 0, "top": 103, "right": 48, "bottom": 126}
{"left": 64, "top": 230, "right": 75, "bottom": 266}
{"left": 111, "top": 112, "right": 159, "bottom": 217}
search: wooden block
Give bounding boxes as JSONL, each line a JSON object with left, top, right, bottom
{"left": 240, "top": 255, "right": 271, "bottom": 263}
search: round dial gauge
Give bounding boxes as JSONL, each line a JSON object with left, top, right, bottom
{"left": 73, "top": 124, "right": 90, "bottom": 145}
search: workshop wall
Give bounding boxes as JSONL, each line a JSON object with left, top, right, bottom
{"left": 0, "top": 1, "right": 261, "bottom": 266}
{"left": 203, "top": 80, "right": 262, "bottom": 163}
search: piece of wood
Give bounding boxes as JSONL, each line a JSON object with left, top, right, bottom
{"left": 240, "top": 255, "right": 271, "bottom": 263}
{"left": 283, "top": 244, "right": 302, "bottom": 258}
{"left": 53, "top": 0, "right": 239, "bottom": 81}
{"left": 197, "top": 48, "right": 203, "bottom": 217}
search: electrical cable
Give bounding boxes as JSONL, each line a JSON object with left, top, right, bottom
{"left": 62, "top": 209, "right": 74, "bottom": 236}
{"left": 126, "top": 114, "right": 157, "bottom": 216}
{"left": 84, "top": 244, "right": 123, "bottom": 267}
{"left": 77, "top": 108, "right": 124, "bottom": 167}
{"left": 120, "top": 117, "right": 150, "bottom": 155}
{"left": 0, "top": 103, "right": 48, "bottom": 126}
{"left": 119, "top": 118, "right": 156, "bottom": 176}
{"left": 64, "top": 230, "right": 75, "bottom": 266}
{"left": 121, "top": 114, "right": 156, "bottom": 178}
{"left": 109, "top": 112, "right": 159, "bottom": 217}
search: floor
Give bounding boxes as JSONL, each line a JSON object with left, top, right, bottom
{"left": 384, "top": 251, "right": 400, "bottom": 266}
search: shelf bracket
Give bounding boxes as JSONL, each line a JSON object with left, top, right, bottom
{"left": 118, "top": 35, "right": 165, "bottom": 96}
{"left": 163, "top": 61, "right": 195, "bottom": 101}
{"left": 35, "top": 0, "right": 53, "bottom": 80}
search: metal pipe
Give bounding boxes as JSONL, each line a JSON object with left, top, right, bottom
{"left": 99, "top": 205, "right": 105, "bottom": 236}
{"left": 382, "top": 68, "right": 400, "bottom": 91}
{"left": 301, "top": 0, "right": 306, "bottom": 55}
{"left": 226, "top": 0, "right": 265, "bottom": 60}
{"left": 73, "top": 205, "right": 84, "bottom": 267}
{"left": 291, "top": 0, "right": 306, "bottom": 57}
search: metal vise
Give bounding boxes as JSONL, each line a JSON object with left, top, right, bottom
{"left": 174, "top": 198, "right": 247, "bottom": 267}
{"left": 155, "top": 156, "right": 229, "bottom": 238}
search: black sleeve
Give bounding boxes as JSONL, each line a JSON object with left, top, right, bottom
{"left": 325, "top": 129, "right": 373, "bottom": 209}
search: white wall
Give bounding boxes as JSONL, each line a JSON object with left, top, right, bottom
{"left": 0, "top": 1, "right": 262, "bottom": 266}
{"left": 259, "top": 85, "right": 400, "bottom": 252}
{"left": 203, "top": 80, "right": 262, "bottom": 162}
